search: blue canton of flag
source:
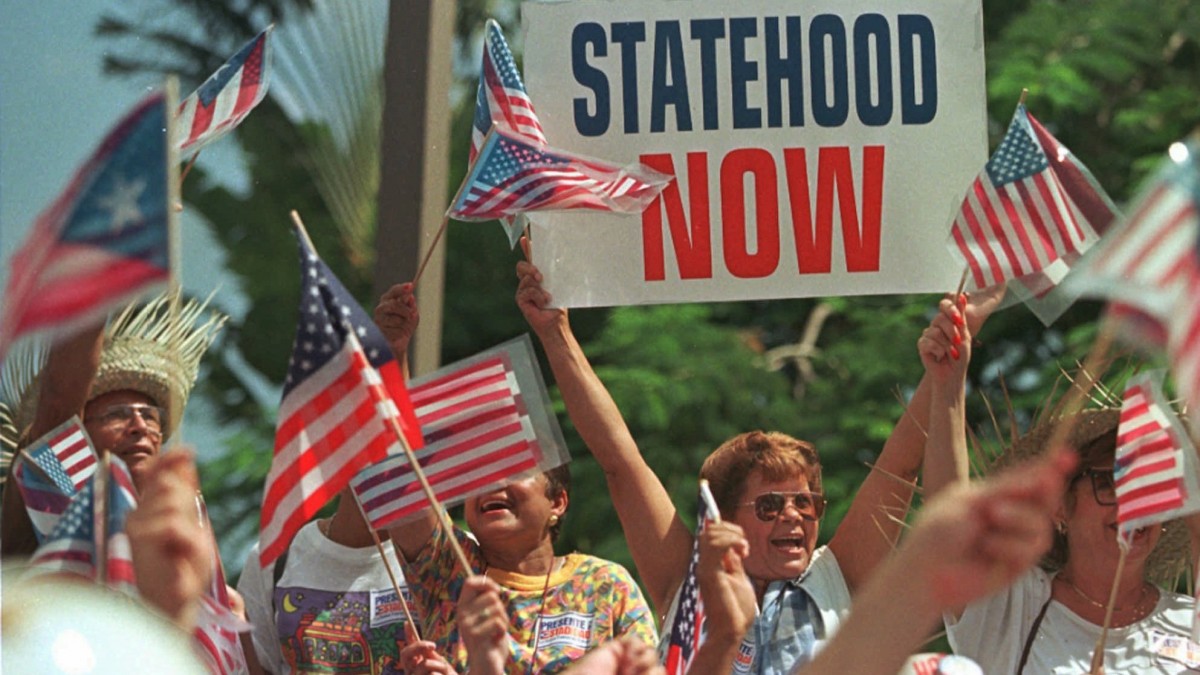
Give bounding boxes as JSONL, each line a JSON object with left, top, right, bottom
{"left": 27, "top": 444, "right": 77, "bottom": 495}
{"left": 0, "top": 93, "right": 169, "bottom": 359}
{"left": 13, "top": 460, "right": 74, "bottom": 543}
{"left": 283, "top": 244, "right": 398, "bottom": 398}
{"left": 985, "top": 113, "right": 1049, "bottom": 186}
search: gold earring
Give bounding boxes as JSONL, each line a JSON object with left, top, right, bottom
{"left": 549, "top": 515, "right": 559, "bottom": 527}
{"left": 1055, "top": 522, "right": 1067, "bottom": 535}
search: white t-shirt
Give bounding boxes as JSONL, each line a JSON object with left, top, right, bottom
{"left": 946, "top": 567, "right": 1200, "bottom": 674}
{"left": 237, "top": 521, "right": 410, "bottom": 675}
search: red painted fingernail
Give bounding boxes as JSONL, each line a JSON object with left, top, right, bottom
{"left": 952, "top": 313, "right": 964, "bottom": 327}
{"left": 950, "top": 346, "right": 960, "bottom": 360}
{"left": 953, "top": 333, "right": 962, "bottom": 346}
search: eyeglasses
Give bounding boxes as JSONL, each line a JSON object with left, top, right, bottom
{"left": 741, "top": 491, "right": 826, "bottom": 522}
{"left": 1073, "top": 468, "right": 1116, "bottom": 506}
{"left": 93, "top": 403, "right": 164, "bottom": 438}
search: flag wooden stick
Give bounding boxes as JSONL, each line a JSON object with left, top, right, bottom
{"left": 954, "top": 267, "right": 969, "bottom": 298}
{"left": 348, "top": 489, "right": 423, "bottom": 638}
{"left": 165, "top": 75, "right": 186, "bottom": 444}
{"left": 1089, "top": 544, "right": 1129, "bottom": 674}
{"left": 95, "top": 452, "right": 111, "bottom": 586}
{"left": 289, "top": 209, "right": 474, "bottom": 574}
{"left": 180, "top": 151, "right": 202, "bottom": 186}
{"left": 411, "top": 212, "right": 450, "bottom": 289}
{"left": 1019, "top": 87, "right": 1029, "bottom": 106}
{"left": 1039, "top": 323, "right": 1117, "bottom": 463}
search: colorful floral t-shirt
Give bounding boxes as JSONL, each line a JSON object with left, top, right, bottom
{"left": 405, "top": 523, "right": 657, "bottom": 673}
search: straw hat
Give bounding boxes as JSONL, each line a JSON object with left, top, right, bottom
{"left": 981, "top": 405, "right": 1191, "bottom": 589}
{"left": 0, "top": 290, "right": 226, "bottom": 454}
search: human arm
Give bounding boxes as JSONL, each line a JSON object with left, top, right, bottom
{"left": 798, "top": 447, "right": 1073, "bottom": 675}
{"left": 126, "top": 449, "right": 213, "bottom": 631}
{"left": 917, "top": 294, "right": 972, "bottom": 498}
{"left": 828, "top": 287, "right": 1002, "bottom": 592}
{"left": 687, "top": 522, "right": 756, "bottom": 674}
{"left": 516, "top": 238, "right": 692, "bottom": 614}
{"left": 373, "top": 282, "right": 439, "bottom": 558}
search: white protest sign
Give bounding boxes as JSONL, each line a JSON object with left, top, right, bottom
{"left": 521, "top": 0, "right": 986, "bottom": 308}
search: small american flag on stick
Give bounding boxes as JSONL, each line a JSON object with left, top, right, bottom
{"left": 351, "top": 335, "right": 569, "bottom": 530}
{"left": 450, "top": 126, "right": 670, "bottom": 222}
{"left": 177, "top": 26, "right": 273, "bottom": 155}
{"left": 1114, "top": 370, "right": 1200, "bottom": 539}
{"left": 947, "top": 103, "right": 1105, "bottom": 292}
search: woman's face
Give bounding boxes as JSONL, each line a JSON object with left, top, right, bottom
{"left": 730, "top": 468, "right": 821, "bottom": 583}
{"left": 1062, "top": 467, "right": 1161, "bottom": 565}
{"left": 464, "top": 474, "right": 567, "bottom": 551}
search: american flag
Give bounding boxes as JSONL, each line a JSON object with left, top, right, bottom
{"left": 12, "top": 417, "right": 98, "bottom": 541}
{"left": 195, "top": 494, "right": 250, "bottom": 675}
{"left": 177, "top": 25, "right": 273, "bottom": 155}
{"left": 948, "top": 104, "right": 1105, "bottom": 293}
{"left": 1069, "top": 140, "right": 1200, "bottom": 422}
{"left": 662, "top": 493, "right": 712, "bottom": 674}
{"left": 26, "top": 456, "right": 139, "bottom": 596}
{"left": 258, "top": 231, "right": 424, "bottom": 567}
{"left": 1005, "top": 111, "right": 1119, "bottom": 325}
{"left": 471, "top": 19, "right": 545, "bottom": 248}
{"left": 0, "top": 93, "right": 169, "bottom": 361}
{"left": 450, "top": 127, "right": 669, "bottom": 222}
{"left": 351, "top": 336, "right": 567, "bottom": 530}
{"left": 1114, "top": 370, "right": 1200, "bottom": 539}
{"left": 472, "top": 19, "right": 545, "bottom": 163}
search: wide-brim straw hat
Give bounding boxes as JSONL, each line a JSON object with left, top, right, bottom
{"left": 0, "top": 290, "right": 225, "bottom": 457}
{"left": 981, "top": 406, "right": 1191, "bottom": 589}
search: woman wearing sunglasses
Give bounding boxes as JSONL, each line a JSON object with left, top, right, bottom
{"left": 516, "top": 238, "right": 997, "bottom": 675}
{"left": 944, "top": 407, "right": 1200, "bottom": 674}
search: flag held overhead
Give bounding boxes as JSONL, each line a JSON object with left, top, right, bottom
{"left": 258, "top": 224, "right": 423, "bottom": 567}
{"left": 176, "top": 25, "right": 274, "bottom": 155}
{"left": 0, "top": 93, "right": 170, "bottom": 359}
{"left": 450, "top": 126, "right": 671, "bottom": 222}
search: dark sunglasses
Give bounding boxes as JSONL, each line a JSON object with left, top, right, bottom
{"left": 742, "top": 491, "right": 826, "bottom": 522}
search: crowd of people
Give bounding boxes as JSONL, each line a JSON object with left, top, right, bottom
{"left": 2, "top": 243, "right": 1199, "bottom": 675}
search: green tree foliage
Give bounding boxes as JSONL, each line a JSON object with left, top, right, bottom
{"left": 94, "top": 0, "right": 1200, "bottom": 582}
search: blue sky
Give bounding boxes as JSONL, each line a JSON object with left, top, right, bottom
{"left": 1, "top": 3, "right": 249, "bottom": 458}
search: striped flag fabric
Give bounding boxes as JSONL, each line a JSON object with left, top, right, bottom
{"left": 12, "top": 417, "right": 98, "bottom": 541}
{"left": 1068, "top": 140, "right": 1200, "bottom": 421}
{"left": 450, "top": 127, "right": 670, "bottom": 222}
{"left": 1003, "top": 111, "right": 1119, "bottom": 325}
{"left": 1114, "top": 370, "right": 1200, "bottom": 540}
{"left": 661, "top": 492, "right": 715, "bottom": 674}
{"left": 0, "top": 93, "right": 170, "bottom": 360}
{"left": 26, "top": 456, "right": 139, "bottom": 596}
{"left": 351, "top": 335, "right": 569, "bottom": 530}
{"left": 471, "top": 19, "right": 546, "bottom": 247}
{"left": 947, "top": 104, "right": 1106, "bottom": 293}
{"left": 28, "top": 417, "right": 97, "bottom": 492}
{"left": 258, "top": 230, "right": 424, "bottom": 567}
{"left": 177, "top": 25, "right": 273, "bottom": 155}
{"left": 471, "top": 19, "right": 545, "bottom": 163}
{"left": 195, "top": 494, "right": 250, "bottom": 675}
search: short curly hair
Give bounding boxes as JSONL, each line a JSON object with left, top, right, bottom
{"left": 543, "top": 464, "right": 571, "bottom": 542}
{"left": 699, "top": 431, "right": 822, "bottom": 520}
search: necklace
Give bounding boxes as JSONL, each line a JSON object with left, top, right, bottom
{"left": 1057, "top": 575, "right": 1152, "bottom": 613}
{"left": 527, "top": 555, "right": 563, "bottom": 675}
